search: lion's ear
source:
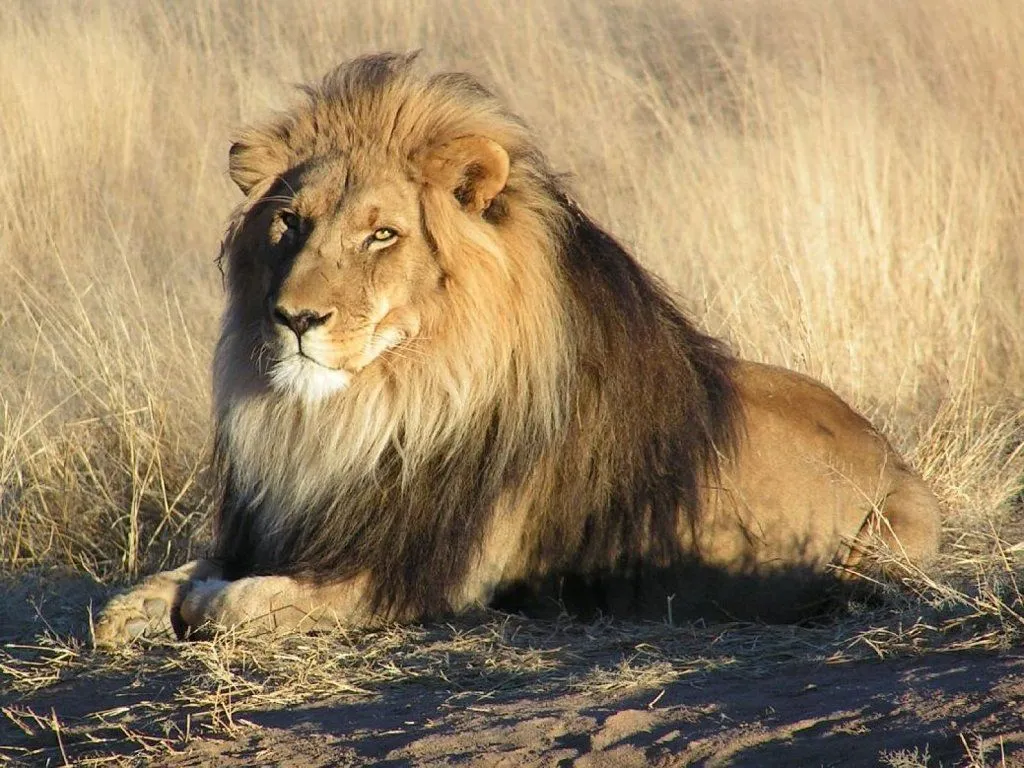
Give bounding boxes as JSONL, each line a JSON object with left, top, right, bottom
{"left": 419, "top": 136, "right": 510, "bottom": 214}
{"left": 228, "top": 138, "right": 290, "bottom": 196}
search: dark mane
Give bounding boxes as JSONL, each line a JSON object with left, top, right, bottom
{"left": 502, "top": 197, "right": 742, "bottom": 613}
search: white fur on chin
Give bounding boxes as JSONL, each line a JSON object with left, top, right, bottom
{"left": 269, "top": 355, "right": 351, "bottom": 404}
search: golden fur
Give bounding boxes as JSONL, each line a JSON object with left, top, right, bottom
{"left": 95, "top": 53, "right": 940, "bottom": 645}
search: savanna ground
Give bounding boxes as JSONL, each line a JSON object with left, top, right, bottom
{"left": 2, "top": 0, "right": 1023, "bottom": 765}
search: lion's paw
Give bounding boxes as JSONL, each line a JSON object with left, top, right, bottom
{"left": 92, "top": 561, "right": 216, "bottom": 648}
{"left": 93, "top": 586, "right": 177, "bottom": 647}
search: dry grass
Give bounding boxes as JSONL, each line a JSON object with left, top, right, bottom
{"left": 1, "top": 0, "right": 1023, "bottom": 763}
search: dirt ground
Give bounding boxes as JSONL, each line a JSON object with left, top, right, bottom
{"left": 164, "top": 653, "right": 1024, "bottom": 767}
{"left": 2, "top": 573, "right": 1024, "bottom": 767}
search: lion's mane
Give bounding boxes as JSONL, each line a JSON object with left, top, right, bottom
{"left": 212, "top": 54, "right": 740, "bottom": 619}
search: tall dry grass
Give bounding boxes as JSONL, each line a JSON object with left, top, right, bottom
{"left": 1, "top": 0, "right": 1022, "bottom": 584}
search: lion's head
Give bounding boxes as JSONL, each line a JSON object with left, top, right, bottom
{"left": 219, "top": 53, "right": 564, "bottom": 399}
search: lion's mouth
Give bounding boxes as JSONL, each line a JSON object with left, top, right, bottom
{"left": 265, "top": 326, "right": 407, "bottom": 403}
{"left": 269, "top": 323, "right": 362, "bottom": 371}
{"left": 295, "top": 350, "right": 343, "bottom": 370}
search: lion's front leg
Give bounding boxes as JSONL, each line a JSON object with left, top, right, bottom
{"left": 94, "top": 559, "right": 222, "bottom": 647}
{"left": 178, "top": 574, "right": 372, "bottom": 636}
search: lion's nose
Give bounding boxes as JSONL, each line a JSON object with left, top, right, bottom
{"left": 273, "top": 306, "right": 333, "bottom": 337}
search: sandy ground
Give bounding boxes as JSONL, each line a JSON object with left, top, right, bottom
{"left": 150, "top": 652, "right": 1024, "bottom": 767}
{"left": 2, "top": 573, "right": 1024, "bottom": 767}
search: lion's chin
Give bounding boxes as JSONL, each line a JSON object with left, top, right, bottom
{"left": 268, "top": 355, "right": 351, "bottom": 404}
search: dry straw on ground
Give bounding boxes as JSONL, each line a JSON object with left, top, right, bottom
{"left": 1, "top": 0, "right": 1023, "bottom": 764}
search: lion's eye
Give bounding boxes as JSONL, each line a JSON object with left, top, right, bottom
{"left": 366, "top": 227, "right": 399, "bottom": 251}
{"left": 279, "top": 211, "right": 301, "bottom": 233}
{"left": 274, "top": 210, "right": 304, "bottom": 248}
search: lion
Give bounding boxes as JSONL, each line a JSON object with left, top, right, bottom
{"left": 95, "top": 53, "right": 940, "bottom": 646}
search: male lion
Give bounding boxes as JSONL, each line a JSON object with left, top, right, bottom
{"left": 96, "top": 53, "right": 939, "bottom": 646}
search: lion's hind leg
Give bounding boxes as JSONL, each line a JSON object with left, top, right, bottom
{"left": 877, "top": 471, "right": 942, "bottom": 567}
{"left": 93, "top": 559, "right": 221, "bottom": 648}
{"left": 844, "top": 470, "right": 942, "bottom": 578}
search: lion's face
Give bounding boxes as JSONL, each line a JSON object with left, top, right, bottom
{"left": 223, "top": 131, "right": 511, "bottom": 404}
{"left": 254, "top": 158, "right": 439, "bottom": 401}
